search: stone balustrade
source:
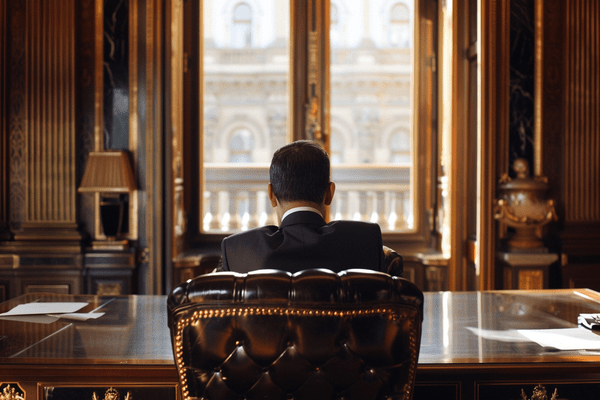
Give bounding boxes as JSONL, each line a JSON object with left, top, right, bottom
{"left": 202, "top": 163, "right": 412, "bottom": 233}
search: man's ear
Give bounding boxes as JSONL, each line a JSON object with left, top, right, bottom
{"left": 267, "top": 183, "right": 279, "bottom": 208}
{"left": 323, "top": 182, "right": 335, "bottom": 206}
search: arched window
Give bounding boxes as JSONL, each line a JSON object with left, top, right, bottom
{"left": 389, "top": 3, "right": 410, "bottom": 48}
{"left": 231, "top": 2, "right": 252, "bottom": 48}
{"left": 229, "top": 128, "right": 255, "bottom": 162}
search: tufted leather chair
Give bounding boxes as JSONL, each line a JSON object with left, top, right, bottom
{"left": 168, "top": 268, "right": 423, "bottom": 400}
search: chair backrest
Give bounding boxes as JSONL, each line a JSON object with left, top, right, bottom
{"left": 168, "top": 268, "right": 424, "bottom": 400}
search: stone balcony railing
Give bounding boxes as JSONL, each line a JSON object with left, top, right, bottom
{"left": 202, "top": 163, "right": 412, "bottom": 233}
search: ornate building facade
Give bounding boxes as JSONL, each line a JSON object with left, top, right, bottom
{"left": 201, "top": 0, "right": 415, "bottom": 233}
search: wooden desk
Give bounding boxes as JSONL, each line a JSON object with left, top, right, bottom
{"left": 416, "top": 289, "right": 600, "bottom": 399}
{"left": 2, "top": 290, "right": 600, "bottom": 400}
{"left": 0, "top": 293, "right": 178, "bottom": 400}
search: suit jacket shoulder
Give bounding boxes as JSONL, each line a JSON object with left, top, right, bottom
{"left": 221, "top": 212, "right": 385, "bottom": 274}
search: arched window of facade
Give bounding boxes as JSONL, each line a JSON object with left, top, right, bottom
{"left": 229, "top": 128, "right": 255, "bottom": 162}
{"left": 389, "top": 2, "right": 410, "bottom": 48}
{"left": 193, "top": 0, "right": 435, "bottom": 244}
{"left": 389, "top": 129, "right": 411, "bottom": 163}
{"left": 231, "top": 2, "right": 252, "bottom": 48}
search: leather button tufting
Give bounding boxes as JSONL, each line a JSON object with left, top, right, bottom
{"left": 168, "top": 269, "right": 424, "bottom": 400}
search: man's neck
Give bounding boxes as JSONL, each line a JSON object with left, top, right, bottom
{"left": 281, "top": 206, "right": 323, "bottom": 222}
{"left": 276, "top": 200, "right": 326, "bottom": 224}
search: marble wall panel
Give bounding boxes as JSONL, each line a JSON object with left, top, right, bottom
{"left": 103, "top": 0, "right": 129, "bottom": 150}
{"left": 509, "top": 0, "right": 535, "bottom": 176}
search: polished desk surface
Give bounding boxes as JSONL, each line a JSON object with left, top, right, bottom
{"left": 420, "top": 288, "right": 600, "bottom": 365}
{"left": 0, "top": 292, "right": 173, "bottom": 364}
{"left": 2, "top": 289, "right": 600, "bottom": 366}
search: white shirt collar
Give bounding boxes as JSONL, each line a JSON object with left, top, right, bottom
{"left": 281, "top": 206, "right": 323, "bottom": 222}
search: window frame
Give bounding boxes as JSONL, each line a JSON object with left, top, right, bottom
{"left": 181, "top": 0, "right": 439, "bottom": 256}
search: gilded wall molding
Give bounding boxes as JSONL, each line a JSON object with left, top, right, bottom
{"left": 127, "top": 0, "right": 139, "bottom": 242}
{"left": 305, "top": 0, "right": 328, "bottom": 149}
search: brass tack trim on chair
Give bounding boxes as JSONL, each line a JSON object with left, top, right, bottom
{"left": 173, "top": 306, "right": 420, "bottom": 400}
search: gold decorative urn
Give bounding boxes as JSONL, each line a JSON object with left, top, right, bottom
{"left": 494, "top": 158, "right": 558, "bottom": 251}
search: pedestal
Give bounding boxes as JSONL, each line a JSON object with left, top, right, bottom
{"left": 498, "top": 251, "right": 559, "bottom": 290}
{"left": 84, "top": 248, "right": 136, "bottom": 295}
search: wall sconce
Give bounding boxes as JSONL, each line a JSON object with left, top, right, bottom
{"left": 78, "top": 150, "right": 137, "bottom": 250}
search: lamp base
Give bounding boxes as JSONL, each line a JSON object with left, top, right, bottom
{"left": 91, "top": 239, "right": 130, "bottom": 251}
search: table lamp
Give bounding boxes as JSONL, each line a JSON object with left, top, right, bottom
{"left": 78, "top": 150, "right": 137, "bottom": 249}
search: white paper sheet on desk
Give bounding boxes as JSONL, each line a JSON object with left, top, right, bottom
{"left": 517, "top": 328, "right": 600, "bottom": 350}
{"left": 0, "top": 302, "right": 88, "bottom": 316}
{"left": 0, "top": 312, "right": 104, "bottom": 324}
{"left": 466, "top": 327, "right": 531, "bottom": 342}
{"left": 49, "top": 312, "right": 104, "bottom": 321}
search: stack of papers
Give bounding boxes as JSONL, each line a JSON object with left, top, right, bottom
{"left": 0, "top": 302, "right": 104, "bottom": 324}
{"left": 467, "top": 326, "right": 600, "bottom": 350}
{"left": 517, "top": 328, "right": 600, "bottom": 350}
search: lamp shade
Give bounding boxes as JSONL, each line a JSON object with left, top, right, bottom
{"left": 78, "top": 150, "right": 137, "bottom": 193}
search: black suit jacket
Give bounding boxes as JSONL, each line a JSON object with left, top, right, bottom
{"left": 220, "top": 211, "right": 387, "bottom": 274}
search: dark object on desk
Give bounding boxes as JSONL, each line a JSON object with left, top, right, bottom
{"left": 578, "top": 314, "right": 600, "bottom": 331}
{"left": 383, "top": 245, "right": 404, "bottom": 277}
{"left": 167, "top": 269, "right": 423, "bottom": 400}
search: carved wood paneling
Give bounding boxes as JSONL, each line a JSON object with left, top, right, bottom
{"left": 7, "top": 0, "right": 27, "bottom": 231}
{"left": 554, "top": 0, "right": 600, "bottom": 288}
{"left": 564, "top": 0, "right": 600, "bottom": 223}
{"left": 25, "top": 0, "right": 77, "bottom": 224}
{"left": 0, "top": 0, "right": 6, "bottom": 234}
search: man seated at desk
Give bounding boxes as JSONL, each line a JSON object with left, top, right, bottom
{"left": 218, "top": 140, "right": 402, "bottom": 275}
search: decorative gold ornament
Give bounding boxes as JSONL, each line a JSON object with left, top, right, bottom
{"left": 91, "top": 388, "right": 131, "bottom": 400}
{"left": 520, "top": 384, "right": 558, "bottom": 400}
{"left": 305, "top": 96, "right": 322, "bottom": 142}
{"left": 0, "top": 384, "right": 25, "bottom": 400}
{"left": 494, "top": 158, "right": 558, "bottom": 251}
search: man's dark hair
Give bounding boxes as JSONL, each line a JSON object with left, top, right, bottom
{"left": 270, "top": 140, "right": 330, "bottom": 204}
